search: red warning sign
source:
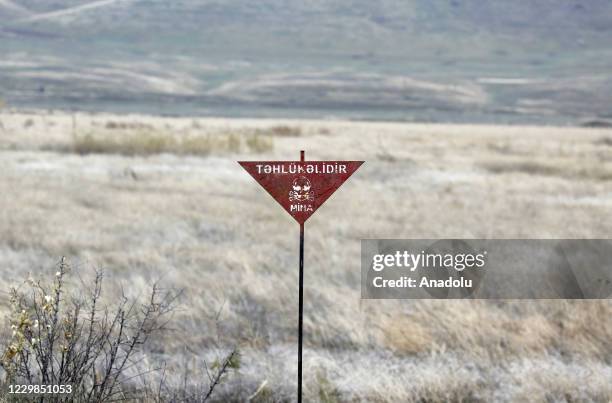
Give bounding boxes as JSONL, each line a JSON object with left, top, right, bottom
{"left": 239, "top": 152, "right": 363, "bottom": 224}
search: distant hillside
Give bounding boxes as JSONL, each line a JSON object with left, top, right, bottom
{"left": 1, "top": 0, "right": 611, "bottom": 123}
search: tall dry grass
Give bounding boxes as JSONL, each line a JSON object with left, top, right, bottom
{"left": 70, "top": 131, "right": 273, "bottom": 157}
{"left": 2, "top": 112, "right": 612, "bottom": 401}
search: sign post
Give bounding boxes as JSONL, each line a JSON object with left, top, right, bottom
{"left": 239, "top": 151, "right": 363, "bottom": 402}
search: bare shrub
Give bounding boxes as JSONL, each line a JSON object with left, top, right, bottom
{"left": 0, "top": 257, "right": 178, "bottom": 401}
{"left": 0, "top": 258, "right": 238, "bottom": 402}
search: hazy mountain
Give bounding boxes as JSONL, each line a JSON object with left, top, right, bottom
{"left": 1, "top": 0, "right": 611, "bottom": 123}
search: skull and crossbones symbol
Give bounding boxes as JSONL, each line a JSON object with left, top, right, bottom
{"left": 289, "top": 176, "right": 314, "bottom": 202}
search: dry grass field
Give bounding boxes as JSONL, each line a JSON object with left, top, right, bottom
{"left": 1, "top": 110, "right": 611, "bottom": 401}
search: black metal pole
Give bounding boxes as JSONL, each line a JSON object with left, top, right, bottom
{"left": 298, "top": 222, "right": 304, "bottom": 403}
{"left": 298, "top": 150, "right": 305, "bottom": 403}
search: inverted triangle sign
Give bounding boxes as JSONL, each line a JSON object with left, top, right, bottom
{"left": 239, "top": 152, "right": 363, "bottom": 224}
{"left": 238, "top": 151, "right": 363, "bottom": 402}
